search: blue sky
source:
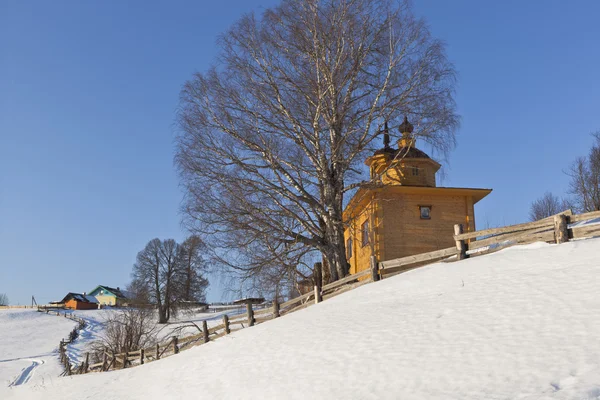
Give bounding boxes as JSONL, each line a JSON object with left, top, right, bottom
{"left": 1, "top": 1, "right": 599, "bottom": 305}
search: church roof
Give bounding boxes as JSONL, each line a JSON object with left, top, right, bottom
{"left": 373, "top": 145, "right": 432, "bottom": 159}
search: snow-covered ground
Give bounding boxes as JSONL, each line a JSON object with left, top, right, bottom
{"left": 4, "top": 237, "right": 600, "bottom": 399}
{"left": 0, "top": 310, "right": 76, "bottom": 388}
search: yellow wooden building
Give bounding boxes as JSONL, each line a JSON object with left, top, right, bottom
{"left": 344, "top": 117, "right": 492, "bottom": 275}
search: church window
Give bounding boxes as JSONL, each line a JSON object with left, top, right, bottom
{"left": 419, "top": 206, "right": 431, "bottom": 219}
{"left": 361, "top": 220, "right": 370, "bottom": 247}
{"left": 346, "top": 238, "right": 353, "bottom": 259}
{"left": 412, "top": 166, "right": 419, "bottom": 176}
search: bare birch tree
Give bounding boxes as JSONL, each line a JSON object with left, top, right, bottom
{"left": 567, "top": 132, "right": 600, "bottom": 213}
{"left": 176, "top": 0, "right": 458, "bottom": 285}
{"left": 0, "top": 293, "right": 8, "bottom": 306}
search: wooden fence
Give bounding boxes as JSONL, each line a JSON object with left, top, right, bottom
{"left": 378, "top": 209, "right": 600, "bottom": 278}
{"left": 34, "top": 308, "right": 87, "bottom": 376}
{"left": 42, "top": 210, "right": 600, "bottom": 377}
{"left": 32, "top": 267, "right": 377, "bottom": 376}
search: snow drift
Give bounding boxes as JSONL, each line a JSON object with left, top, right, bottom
{"left": 4, "top": 238, "right": 600, "bottom": 400}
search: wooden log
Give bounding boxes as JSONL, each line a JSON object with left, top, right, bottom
{"left": 370, "top": 255, "right": 379, "bottom": 282}
{"left": 571, "top": 223, "right": 600, "bottom": 239}
{"left": 273, "top": 299, "right": 280, "bottom": 318}
{"left": 569, "top": 210, "right": 600, "bottom": 223}
{"left": 252, "top": 307, "right": 272, "bottom": 316}
{"left": 223, "top": 314, "right": 230, "bottom": 334}
{"left": 454, "top": 224, "right": 468, "bottom": 260}
{"left": 322, "top": 279, "right": 370, "bottom": 301}
{"left": 202, "top": 320, "right": 209, "bottom": 343}
{"left": 454, "top": 217, "right": 556, "bottom": 241}
{"left": 554, "top": 214, "right": 569, "bottom": 244}
{"left": 322, "top": 269, "right": 371, "bottom": 292}
{"left": 380, "top": 247, "right": 458, "bottom": 270}
{"left": 246, "top": 303, "right": 255, "bottom": 327}
{"left": 122, "top": 351, "right": 128, "bottom": 369}
{"left": 280, "top": 291, "right": 314, "bottom": 309}
{"left": 140, "top": 348, "right": 145, "bottom": 365}
{"left": 314, "top": 286, "right": 322, "bottom": 304}
{"left": 173, "top": 337, "right": 179, "bottom": 354}
{"left": 468, "top": 225, "right": 554, "bottom": 251}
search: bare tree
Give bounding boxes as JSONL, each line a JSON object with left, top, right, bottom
{"left": 132, "top": 239, "right": 180, "bottom": 323}
{"left": 126, "top": 277, "right": 151, "bottom": 306}
{"left": 175, "top": 235, "right": 209, "bottom": 303}
{"left": 567, "top": 132, "right": 600, "bottom": 213}
{"left": 0, "top": 293, "right": 8, "bottom": 306}
{"left": 529, "top": 192, "right": 568, "bottom": 221}
{"left": 176, "top": 0, "right": 458, "bottom": 286}
{"left": 87, "top": 308, "right": 158, "bottom": 364}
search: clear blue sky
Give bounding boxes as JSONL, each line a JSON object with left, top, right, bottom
{"left": 1, "top": 1, "right": 599, "bottom": 305}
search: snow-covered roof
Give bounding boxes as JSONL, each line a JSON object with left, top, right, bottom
{"left": 60, "top": 292, "right": 99, "bottom": 304}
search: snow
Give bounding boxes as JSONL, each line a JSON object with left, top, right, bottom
{"left": 4, "top": 238, "right": 600, "bottom": 399}
{"left": 0, "top": 310, "right": 77, "bottom": 388}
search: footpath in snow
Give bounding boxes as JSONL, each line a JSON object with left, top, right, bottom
{"left": 4, "top": 237, "right": 600, "bottom": 400}
{"left": 0, "top": 310, "right": 76, "bottom": 389}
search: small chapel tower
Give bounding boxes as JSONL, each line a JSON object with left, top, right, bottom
{"left": 343, "top": 117, "right": 492, "bottom": 275}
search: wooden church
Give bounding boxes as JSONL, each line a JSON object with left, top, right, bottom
{"left": 344, "top": 117, "right": 492, "bottom": 275}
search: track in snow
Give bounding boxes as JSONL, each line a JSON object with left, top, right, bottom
{"left": 8, "top": 359, "right": 44, "bottom": 387}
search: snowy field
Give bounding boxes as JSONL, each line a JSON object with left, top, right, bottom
{"left": 0, "top": 304, "right": 246, "bottom": 393}
{"left": 0, "top": 310, "right": 76, "bottom": 388}
{"left": 3, "top": 237, "right": 600, "bottom": 399}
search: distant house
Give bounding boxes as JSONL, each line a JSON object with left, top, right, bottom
{"left": 60, "top": 293, "right": 99, "bottom": 310}
{"left": 89, "top": 285, "right": 128, "bottom": 307}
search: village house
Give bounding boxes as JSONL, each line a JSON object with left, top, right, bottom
{"left": 89, "top": 285, "right": 128, "bottom": 307}
{"left": 344, "top": 117, "right": 492, "bottom": 275}
{"left": 60, "top": 292, "right": 99, "bottom": 310}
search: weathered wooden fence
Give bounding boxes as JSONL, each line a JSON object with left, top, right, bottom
{"left": 378, "top": 209, "right": 600, "bottom": 278}
{"left": 34, "top": 308, "right": 87, "bottom": 376}
{"left": 41, "top": 210, "right": 600, "bottom": 377}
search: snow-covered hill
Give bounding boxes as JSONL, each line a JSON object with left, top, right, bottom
{"left": 4, "top": 238, "right": 600, "bottom": 400}
{"left": 0, "top": 309, "right": 77, "bottom": 388}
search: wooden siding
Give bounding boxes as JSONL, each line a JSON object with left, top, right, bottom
{"left": 344, "top": 195, "right": 380, "bottom": 275}
{"left": 65, "top": 299, "right": 98, "bottom": 310}
{"left": 381, "top": 192, "right": 475, "bottom": 261}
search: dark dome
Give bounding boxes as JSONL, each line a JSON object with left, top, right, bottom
{"left": 373, "top": 146, "right": 431, "bottom": 159}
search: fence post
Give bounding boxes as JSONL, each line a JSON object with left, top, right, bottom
{"left": 314, "top": 286, "right": 322, "bottom": 304}
{"left": 111, "top": 351, "right": 115, "bottom": 371}
{"left": 102, "top": 352, "right": 107, "bottom": 371}
{"left": 370, "top": 255, "right": 380, "bottom": 282}
{"left": 454, "top": 224, "right": 468, "bottom": 260}
{"left": 202, "top": 320, "right": 209, "bottom": 343}
{"left": 223, "top": 314, "right": 230, "bottom": 334}
{"left": 140, "top": 348, "right": 145, "bottom": 365}
{"left": 173, "top": 337, "right": 179, "bottom": 354}
{"left": 84, "top": 353, "right": 89, "bottom": 373}
{"left": 272, "top": 299, "right": 280, "bottom": 318}
{"left": 156, "top": 343, "right": 160, "bottom": 360}
{"left": 122, "top": 350, "right": 128, "bottom": 369}
{"left": 246, "top": 302, "right": 254, "bottom": 327}
{"left": 554, "top": 214, "right": 569, "bottom": 244}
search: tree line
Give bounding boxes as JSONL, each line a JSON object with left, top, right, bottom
{"left": 128, "top": 236, "right": 209, "bottom": 324}
{"left": 530, "top": 132, "right": 600, "bottom": 220}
